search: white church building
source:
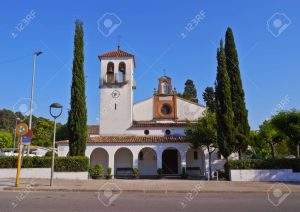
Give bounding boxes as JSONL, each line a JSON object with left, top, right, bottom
{"left": 57, "top": 48, "right": 225, "bottom": 178}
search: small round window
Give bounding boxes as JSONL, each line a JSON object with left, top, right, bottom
{"left": 144, "top": 130, "right": 150, "bottom": 135}
{"left": 165, "top": 129, "right": 171, "bottom": 135}
{"left": 161, "top": 104, "right": 172, "bottom": 115}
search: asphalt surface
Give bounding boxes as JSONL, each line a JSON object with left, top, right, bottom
{"left": 0, "top": 191, "right": 299, "bottom": 212}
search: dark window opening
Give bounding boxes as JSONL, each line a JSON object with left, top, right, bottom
{"left": 139, "top": 152, "right": 144, "bottom": 160}
{"left": 165, "top": 129, "right": 171, "bottom": 135}
{"left": 193, "top": 151, "right": 198, "bottom": 160}
{"left": 106, "top": 62, "right": 115, "bottom": 83}
{"left": 161, "top": 104, "right": 172, "bottom": 115}
{"left": 118, "top": 62, "right": 126, "bottom": 82}
{"left": 144, "top": 130, "right": 149, "bottom": 135}
{"left": 114, "top": 103, "right": 117, "bottom": 110}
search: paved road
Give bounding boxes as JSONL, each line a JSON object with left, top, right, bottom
{"left": 0, "top": 191, "right": 299, "bottom": 212}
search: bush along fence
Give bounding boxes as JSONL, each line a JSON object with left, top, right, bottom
{"left": 228, "top": 159, "right": 300, "bottom": 172}
{"left": 0, "top": 156, "right": 89, "bottom": 172}
{"left": 229, "top": 159, "right": 300, "bottom": 182}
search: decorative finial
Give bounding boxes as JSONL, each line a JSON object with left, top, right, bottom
{"left": 153, "top": 88, "right": 157, "bottom": 95}
{"left": 117, "top": 35, "right": 122, "bottom": 50}
{"left": 163, "top": 69, "right": 166, "bottom": 76}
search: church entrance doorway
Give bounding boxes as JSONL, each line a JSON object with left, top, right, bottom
{"left": 162, "top": 148, "right": 180, "bottom": 174}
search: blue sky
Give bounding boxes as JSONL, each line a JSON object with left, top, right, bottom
{"left": 0, "top": 0, "right": 299, "bottom": 129}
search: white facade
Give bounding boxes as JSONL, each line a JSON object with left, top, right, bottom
{"left": 133, "top": 96, "right": 206, "bottom": 122}
{"left": 133, "top": 97, "right": 153, "bottom": 121}
{"left": 58, "top": 142, "right": 223, "bottom": 177}
{"left": 57, "top": 48, "right": 226, "bottom": 178}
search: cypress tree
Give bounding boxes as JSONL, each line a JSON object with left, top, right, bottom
{"left": 203, "top": 86, "right": 216, "bottom": 112}
{"left": 67, "top": 20, "right": 87, "bottom": 156}
{"left": 225, "top": 27, "right": 250, "bottom": 157}
{"left": 215, "top": 40, "right": 235, "bottom": 160}
{"left": 182, "top": 79, "right": 198, "bottom": 103}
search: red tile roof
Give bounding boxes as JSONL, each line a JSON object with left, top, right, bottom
{"left": 57, "top": 135, "right": 186, "bottom": 144}
{"left": 99, "top": 49, "right": 134, "bottom": 59}
{"left": 88, "top": 125, "right": 100, "bottom": 135}
{"left": 132, "top": 121, "right": 190, "bottom": 128}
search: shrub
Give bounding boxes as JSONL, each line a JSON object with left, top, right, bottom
{"left": 45, "top": 151, "right": 58, "bottom": 157}
{"left": 181, "top": 167, "right": 188, "bottom": 179}
{"left": 228, "top": 159, "right": 300, "bottom": 172}
{"left": 157, "top": 168, "right": 163, "bottom": 178}
{"left": 89, "top": 165, "right": 105, "bottom": 179}
{"left": 132, "top": 168, "right": 139, "bottom": 178}
{"left": 54, "top": 156, "right": 89, "bottom": 172}
{"left": 0, "top": 156, "right": 88, "bottom": 172}
{"left": 106, "top": 167, "right": 112, "bottom": 179}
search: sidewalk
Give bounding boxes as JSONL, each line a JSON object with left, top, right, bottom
{"left": 2, "top": 178, "right": 300, "bottom": 193}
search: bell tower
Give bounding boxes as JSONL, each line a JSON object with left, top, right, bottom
{"left": 153, "top": 76, "right": 177, "bottom": 120}
{"left": 98, "top": 48, "right": 135, "bottom": 135}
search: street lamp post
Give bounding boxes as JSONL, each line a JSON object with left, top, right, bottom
{"left": 49, "top": 103, "right": 63, "bottom": 187}
{"left": 28, "top": 51, "right": 43, "bottom": 156}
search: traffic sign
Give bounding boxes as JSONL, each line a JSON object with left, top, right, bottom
{"left": 24, "top": 129, "right": 33, "bottom": 138}
{"left": 16, "top": 123, "right": 28, "bottom": 136}
{"left": 22, "top": 135, "right": 32, "bottom": 145}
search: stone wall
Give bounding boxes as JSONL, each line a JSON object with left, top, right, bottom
{"left": 231, "top": 169, "right": 300, "bottom": 182}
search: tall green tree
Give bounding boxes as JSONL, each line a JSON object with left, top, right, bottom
{"left": 67, "top": 20, "right": 87, "bottom": 156}
{"left": 31, "top": 117, "right": 53, "bottom": 147}
{"left": 182, "top": 79, "right": 198, "bottom": 103}
{"left": 225, "top": 27, "right": 250, "bottom": 157}
{"left": 258, "top": 120, "right": 285, "bottom": 159}
{"left": 271, "top": 110, "right": 300, "bottom": 157}
{"left": 247, "top": 130, "right": 272, "bottom": 159}
{"left": 185, "top": 111, "right": 217, "bottom": 180}
{"left": 0, "top": 130, "right": 13, "bottom": 149}
{"left": 0, "top": 109, "right": 24, "bottom": 131}
{"left": 203, "top": 86, "right": 216, "bottom": 112}
{"left": 215, "top": 40, "right": 235, "bottom": 160}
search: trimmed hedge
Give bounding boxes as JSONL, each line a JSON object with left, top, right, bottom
{"left": 228, "top": 159, "right": 300, "bottom": 172}
{"left": 0, "top": 156, "right": 89, "bottom": 172}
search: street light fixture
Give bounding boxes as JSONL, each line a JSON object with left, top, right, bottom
{"left": 28, "top": 51, "right": 43, "bottom": 156}
{"left": 49, "top": 102, "right": 63, "bottom": 186}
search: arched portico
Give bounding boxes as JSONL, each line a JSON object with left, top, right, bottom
{"left": 162, "top": 148, "right": 181, "bottom": 174}
{"left": 114, "top": 147, "right": 133, "bottom": 176}
{"left": 186, "top": 148, "right": 205, "bottom": 177}
{"left": 90, "top": 148, "right": 109, "bottom": 171}
{"left": 138, "top": 147, "right": 157, "bottom": 176}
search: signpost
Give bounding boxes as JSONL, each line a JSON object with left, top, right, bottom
{"left": 22, "top": 129, "right": 33, "bottom": 145}
{"left": 15, "top": 123, "right": 29, "bottom": 187}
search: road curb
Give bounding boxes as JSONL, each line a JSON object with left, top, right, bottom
{"left": 3, "top": 186, "right": 282, "bottom": 194}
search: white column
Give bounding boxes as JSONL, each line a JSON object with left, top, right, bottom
{"left": 156, "top": 149, "right": 162, "bottom": 170}
{"left": 203, "top": 148, "right": 210, "bottom": 179}
{"left": 132, "top": 150, "right": 139, "bottom": 169}
{"left": 108, "top": 151, "right": 115, "bottom": 179}
{"left": 180, "top": 151, "right": 187, "bottom": 174}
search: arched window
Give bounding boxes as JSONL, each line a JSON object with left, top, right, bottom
{"left": 161, "top": 82, "right": 168, "bottom": 94}
{"left": 118, "top": 62, "right": 126, "bottom": 83}
{"left": 106, "top": 62, "right": 114, "bottom": 83}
